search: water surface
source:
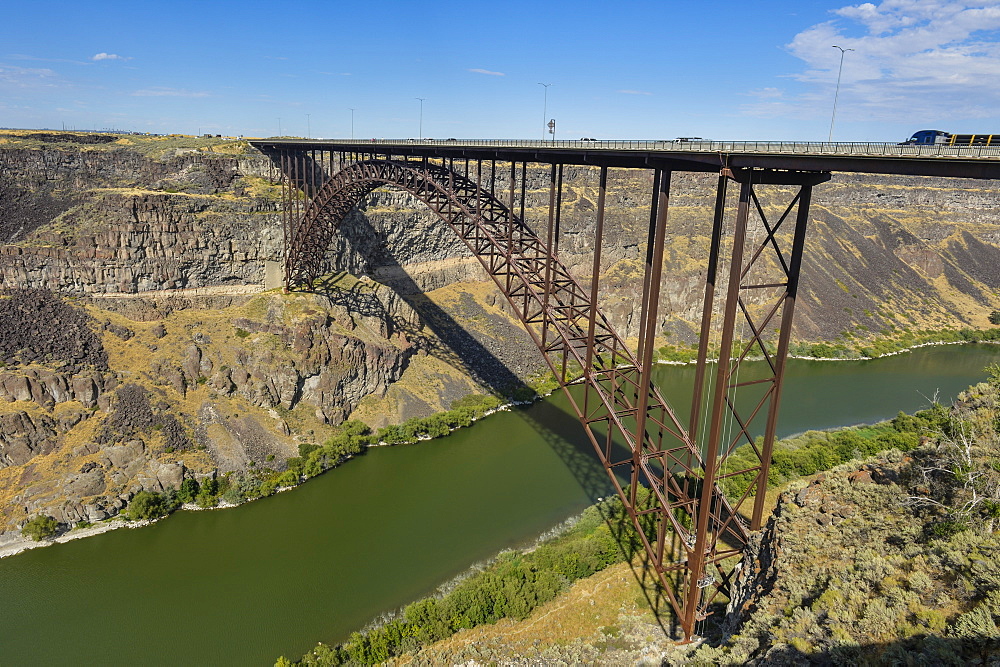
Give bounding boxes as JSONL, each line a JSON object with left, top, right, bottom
{"left": 0, "top": 343, "right": 995, "bottom": 665}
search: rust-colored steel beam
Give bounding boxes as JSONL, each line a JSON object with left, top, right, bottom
{"left": 265, "top": 149, "right": 829, "bottom": 641}
{"left": 632, "top": 170, "right": 670, "bottom": 508}
{"left": 682, "top": 168, "right": 829, "bottom": 630}
{"left": 690, "top": 174, "right": 728, "bottom": 441}
{"left": 750, "top": 183, "right": 813, "bottom": 529}
{"left": 684, "top": 178, "right": 752, "bottom": 635}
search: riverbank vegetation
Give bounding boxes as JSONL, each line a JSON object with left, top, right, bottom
{"left": 20, "top": 515, "right": 58, "bottom": 541}
{"left": 717, "top": 410, "right": 930, "bottom": 498}
{"left": 653, "top": 322, "right": 1000, "bottom": 364}
{"left": 117, "top": 392, "right": 536, "bottom": 523}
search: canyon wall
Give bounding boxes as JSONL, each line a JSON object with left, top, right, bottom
{"left": 1, "top": 131, "right": 999, "bottom": 545}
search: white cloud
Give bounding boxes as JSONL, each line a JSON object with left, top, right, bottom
{"left": 618, "top": 89, "right": 652, "bottom": 95}
{"left": 132, "top": 87, "right": 209, "bottom": 98}
{"left": 752, "top": 1, "right": 1000, "bottom": 124}
{"left": 92, "top": 53, "right": 128, "bottom": 61}
{"left": 468, "top": 68, "right": 505, "bottom": 76}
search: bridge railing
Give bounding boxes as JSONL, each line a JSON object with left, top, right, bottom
{"left": 343, "top": 138, "right": 1000, "bottom": 159}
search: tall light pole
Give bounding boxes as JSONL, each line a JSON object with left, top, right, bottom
{"left": 415, "top": 97, "right": 426, "bottom": 140}
{"left": 349, "top": 108, "right": 356, "bottom": 140}
{"left": 306, "top": 113, "right": 311, "bottom": 139}
{"left": 277, "top": 117, "right": 282, "bottom": 136}
{"left": 829, "top": 45, "right": 853, "bottom": 142}
{"left": 538, "top": 82, "right": 552, "bottom": 141}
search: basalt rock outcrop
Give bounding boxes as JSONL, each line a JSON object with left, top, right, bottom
{"left": 0, "top": 190, "right": 282, "bottom": 293}
{"left": 0, "top": 368, "right": 109, "bottom": 408}
{"left": 0, "top": 410, "right": 64, "bottom": 468}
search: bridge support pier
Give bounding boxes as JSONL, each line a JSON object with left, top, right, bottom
{"left": 680, "top": 168, "right": 829, "bottom": 635}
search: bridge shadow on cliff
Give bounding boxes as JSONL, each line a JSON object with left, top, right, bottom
{"left": 304, "top": 232, "right": 616, "bottom": 504}
{"left": 298, "top": 212, "right": 681, "bottom": 637}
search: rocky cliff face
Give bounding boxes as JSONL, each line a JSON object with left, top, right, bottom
{"left": 0, "top": 285, "right": 432, "bottom": 539}
{"left": 0, "top": 168, "right": 282, "bottom": 293}
{"left": 5, "top": 135, "right": 1000, "bottom": 341}
{"left": 0, "top": 135, "right": 486, "bottom": 540}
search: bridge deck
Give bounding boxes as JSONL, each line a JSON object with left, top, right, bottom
{"left": 250, "top": 138, "right": 1000, "bottom": 180}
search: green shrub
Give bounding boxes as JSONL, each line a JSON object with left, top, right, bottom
{"left": 195, "top": 477, "right": 220, "bottom": 508}
{"left": 950, "top": 590, "right": 1000, "bottom": 640}
{"left": 276, "top": 470, "right": 300, "bottom": 487}
{"left": 126, "top": 491, "right": 173, "bottom": 521}
{"left": 21, "top": 515, "right": 58, "bottom": 541}
{"left": 177, "top": 478, "right": 200, "bottom": 504}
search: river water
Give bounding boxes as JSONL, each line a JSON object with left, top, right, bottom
{"left": 0, "top": 344, "right": 996, "bottom": 665}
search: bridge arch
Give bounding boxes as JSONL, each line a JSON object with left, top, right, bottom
{"left": 279, "top": 155, "right": 769, "bottom": 638}
{"left": 287, "top": 159, "right": 663, "bottom": 418}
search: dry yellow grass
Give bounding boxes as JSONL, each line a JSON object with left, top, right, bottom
{"left": 390, "top": 560, "right": 677, "bottom": 665}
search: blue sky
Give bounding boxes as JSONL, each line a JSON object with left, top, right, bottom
{"left": 4, "top": 0, "right": 1000, "bottom": 141}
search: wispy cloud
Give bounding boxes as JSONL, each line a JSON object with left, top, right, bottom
{"left": 132, "top": 87, "right": 209, "bottom": 98}
{"left": 751, "top": 1, "right": 1000, "bottom": 123}
{"left": 468, "top": 68, "right": 504, "bottom": 76}
{"left": 0, "top": 64, "right": 59, "bottom": 88}
{"left": 746, "top": 87, "right": 783, "bottom": 98}
{"left": 617, "top": 89, "right": 651, "bottom": 95}
{"left": 92, "top": 53, "right": 129, "bottom": 61}
{"left": 10, "top": 53, "right": 92, "bottom": 66}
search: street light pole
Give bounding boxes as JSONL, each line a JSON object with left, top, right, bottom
{"left": 538, "top": 82, "right": 552, "bottom": 141}
{"left": 349, "top": 108, "right": 355, "bottom": 140}
{"left": 829, "top": 45, "right": 853, "bottom": 142}
{"left": 306, "top": 113, "right": 311, "bottom": 139}
{"left": 416, "top": 98, "right": 426, "bottom": 140}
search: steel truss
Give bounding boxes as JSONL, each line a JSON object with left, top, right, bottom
{"left": 265, "top": 147, "right": 829, "bottom": 640}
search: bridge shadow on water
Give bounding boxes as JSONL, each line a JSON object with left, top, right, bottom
{"left": 301, "top": 215, "right": 681, "bottom": 638}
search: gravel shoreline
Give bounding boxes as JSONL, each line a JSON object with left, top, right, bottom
{"left": 0, "top": 518, "right": 140, "bottom": 559}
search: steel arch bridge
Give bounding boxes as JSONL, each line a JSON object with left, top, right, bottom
{"left": 255, "top": 142, "right": 832, "bottom": 640}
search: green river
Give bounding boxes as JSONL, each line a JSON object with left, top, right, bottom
{"left": 0, "top": 343, "right": 996, "bottom": 665}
